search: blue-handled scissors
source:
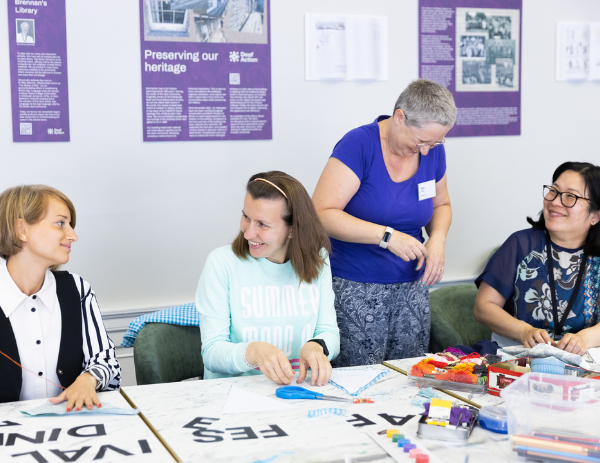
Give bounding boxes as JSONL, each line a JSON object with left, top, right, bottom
{"left": 275, "top": 386, "right": 351, "bottom": 402}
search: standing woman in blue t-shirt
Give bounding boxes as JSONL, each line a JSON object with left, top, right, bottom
{"left": 475, "top": 162, "right": 600, "bottom": 354}
{"left": 312, "top": 80, "right": 457, "bottom": 367}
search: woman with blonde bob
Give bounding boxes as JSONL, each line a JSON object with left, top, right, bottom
{"left": 0, "top": 185, "right": 120, "bottom": 406}
{"left": 197, "top": 171, "right": 340, "bottom": 386}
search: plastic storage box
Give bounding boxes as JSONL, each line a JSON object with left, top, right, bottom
{"left": 500, "top": 372, "right": 600, "bottom": 438}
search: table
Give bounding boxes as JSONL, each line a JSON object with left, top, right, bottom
{"left": 0, "top": 390, "right": 174, "bottom": 462}
{"left": 123, "top": 362, "right": 513, "bottom": 463}
{"left": 1, "top": 360, "right": 515, "bottom": 463}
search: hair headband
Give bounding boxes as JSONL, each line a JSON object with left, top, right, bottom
{"left": 253, "top": 178, "right": 287, "bottom": 199}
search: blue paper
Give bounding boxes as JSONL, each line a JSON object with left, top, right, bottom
{"left": 21, "top": 402, "right": 139, "bottom": 417}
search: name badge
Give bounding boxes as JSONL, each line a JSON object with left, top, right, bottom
{"left": 418, "top": 180, "right": 436, "bottom": 201}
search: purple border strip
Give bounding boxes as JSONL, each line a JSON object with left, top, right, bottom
{"left": 7, "top": 0, "right": 70, "bottom": 142}
{"left": 138, "top": 0, "right": 272, "bottom": 142}
{"left": 419, "top": 0, "right": 522, "bottom": 137}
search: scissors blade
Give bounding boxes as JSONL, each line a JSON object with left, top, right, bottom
{"left": 317, "top": 395, "right": 352, "bottom": 403}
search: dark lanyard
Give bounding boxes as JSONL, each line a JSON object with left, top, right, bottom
{"left": 545, "top": 231, "right": 587, "bottom": 338}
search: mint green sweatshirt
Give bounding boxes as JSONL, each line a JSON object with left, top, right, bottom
{"left": 196, "top": 245, "right": 340, "bottom": 379}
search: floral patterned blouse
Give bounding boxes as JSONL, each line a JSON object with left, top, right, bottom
{"left": 476, "top": 228, "right": 600, "bottom": 340}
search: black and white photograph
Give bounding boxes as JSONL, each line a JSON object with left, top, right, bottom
{"left": 486, "top": 39, "right": 515, "bottom": 65}
{"left": 465, "top": 12, "right": 488, "bottom": 31}
{"left": 465, "top": 12, "right": 511, "bottom": 39}
{"left": 487, "top": 16, "right": 511, "bottom": 39}
{"left": 16, "top": 19, "right": 35, "bottom": 44}
{"left": 144, "top": 0, "right": 267, "bottom": 44}
{"left": 496, "top": 58, "right": 514, "bottom": 87}
{"left": 456, "top": 7, "right": 520, "bottom": 92}
{"left": 459, "top": 35, "right": 486, "bottom": 58}
{"left": 462, "top": 60, "right": 491, "bottom": 84}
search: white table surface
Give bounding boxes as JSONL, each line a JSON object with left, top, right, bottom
{"left": 122, "top": 362, "right": 515, "bottom": 463}
{"left": 0, "top": 359, "right": 517, "bottom": 463}
{"left": 0, "top": 390, "right": 174, "bottom": 462}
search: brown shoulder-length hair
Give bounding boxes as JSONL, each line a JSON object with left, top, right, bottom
{"left": 232, "top": 171, "right": 331, "bottom": 284}
{"left": 0, "top": 185, "right": 76, "bottom": 271}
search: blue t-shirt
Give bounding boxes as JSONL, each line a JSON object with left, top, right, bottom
{"left": 475, "top": 228, "right": 600, "bottom": 339}
{"left": 330, "top": 116, "right": 447, "bottom": 284}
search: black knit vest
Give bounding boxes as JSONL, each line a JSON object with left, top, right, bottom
{"left": 0, "top": 271, "right": 84, "bottom": 403}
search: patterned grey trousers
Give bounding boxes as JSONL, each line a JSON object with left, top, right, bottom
{"left": 331, "top": 277, "right": 430, "bottom": 367}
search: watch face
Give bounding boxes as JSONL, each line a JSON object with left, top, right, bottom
{"left": 383, "top": 232, "right": 391, "bottom": 242}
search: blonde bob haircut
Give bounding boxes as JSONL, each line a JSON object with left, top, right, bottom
{"left": 0, "top": 185, "right": 76, "bottom": 270}
{"left": 232, "top": 171, "right": 331, "bottom": 284}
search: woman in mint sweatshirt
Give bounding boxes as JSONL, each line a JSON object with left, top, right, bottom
{"left": 196, "top": 171, "right": 340, "bottom": 386}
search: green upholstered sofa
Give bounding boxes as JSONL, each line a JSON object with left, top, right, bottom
{"left": 428, "top": 283, "right": 492, "bottom": 353}
{"left": 134, "top": 323, "right": 204, "bottom": 385}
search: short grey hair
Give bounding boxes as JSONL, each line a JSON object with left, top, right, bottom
{"left": 393, "top": 79, "right": 457, "bottom": 128}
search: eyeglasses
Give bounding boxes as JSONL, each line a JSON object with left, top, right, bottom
{"left": 543, "top": 185, "right": 590, "bottom": 208}
{"left": 406, "top": 121, "right": 445, "bottom": 151}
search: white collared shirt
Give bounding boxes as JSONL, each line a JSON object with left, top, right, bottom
{"left": 0, "top": 260, "right": 62, "bottom": 400}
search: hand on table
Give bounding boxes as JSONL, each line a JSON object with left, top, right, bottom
{"left": 556, "top": 333, "right": 588, "bottom": 356}
{"left": 521, "top": 328, "right": 557, "bottom": 349}
{"left": 298, "top": 341, "right": 332, "bottom": 386}
{"left": 420, "top": 237, "right": 446, "bottom": 287}
{"left": 48, "top": 372, "right": 100, "bottom": 412}
{"left": 387, "top": 231, "right": 428, "bottom": 264}
{"left": 246, "top": 342, "right": 295, "bottom": 385}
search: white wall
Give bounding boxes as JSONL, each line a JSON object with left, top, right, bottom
{"left": 1, "top": 0, "right": 600, "bottom": 314}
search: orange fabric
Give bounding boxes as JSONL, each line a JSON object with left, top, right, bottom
{"left": 411, "top": 359, "right": 437, "bottom": 377}
{"left": 425, "top": 359, "right": 449, "bottom": 368}
{"left": 410, "top": 357, "right": 478, "bottom": 384}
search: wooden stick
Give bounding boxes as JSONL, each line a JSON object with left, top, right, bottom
{"left": 120, "top": 388, "right": 182, "bottom": 462}
{"left": 381, "top": 361, "right": 482, "bottom": 409}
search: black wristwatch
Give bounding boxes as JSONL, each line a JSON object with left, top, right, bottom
{"left": 308, "top": 338, "right": 329, "bottom": 356}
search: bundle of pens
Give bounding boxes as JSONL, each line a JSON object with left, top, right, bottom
{"left": 410, "top": 350, "right": 502, "bottom": 386}
{"left": 511, "top": 429, "right": 600, "bottom": 462}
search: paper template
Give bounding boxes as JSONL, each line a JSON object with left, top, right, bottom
{"left": 220, "top": 385, "right": 297, "bottom": 415}
{"left": 556, "top": 22, "right": 600, "bottom": 81}
{"left": 21, "top": 402, "right": 138, "bottom": 417}
{"left": 305, "top": 14, "right": 387, "bottom": 81}
{"left": 587, "top": 347, "right": 600, "bottom": 365}
{"left": 329, "top": 368, "right": 387, "bottom": 396}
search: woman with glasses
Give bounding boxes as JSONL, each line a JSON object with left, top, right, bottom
{"left": 474, "top": 162, "right": 600, "bottom": 355}
{"left": 312, "top": 79, "right": 457, "bottom": 367}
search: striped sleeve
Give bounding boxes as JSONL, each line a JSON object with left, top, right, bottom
{"left": 72, "top": 274, "right": 122, "bottom": 391}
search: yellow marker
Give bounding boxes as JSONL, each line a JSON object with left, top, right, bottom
{"left": 386, "top": 429, "right": 400, "bottom": 438}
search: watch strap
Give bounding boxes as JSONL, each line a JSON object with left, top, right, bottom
{"left": 379, "top": 226, "right": 394, "bottom": 249}
{"left": 308, "top": 339, "right": 329, "bottom": 357}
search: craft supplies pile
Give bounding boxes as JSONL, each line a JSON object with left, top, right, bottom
{"left": 416, "top": 398, "right": 479, "bottom": 442}
{"left": 410, "top": 348, "right": 502, "bottom": 385}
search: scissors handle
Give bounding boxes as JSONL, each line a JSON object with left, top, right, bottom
{"left": 276, "top": 386, "right": 323, "bottom": 400}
